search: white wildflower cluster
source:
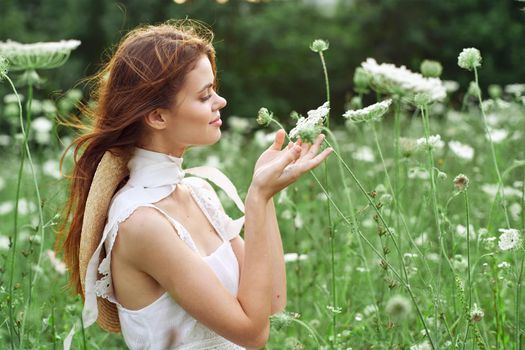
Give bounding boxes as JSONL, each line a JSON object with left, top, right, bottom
{"left": 0, "top": 39, "right": 81, "bottom": 71}
{"left": 289, "top": 102, "right": 329, "bottom": 143}
{"left": 361, "top": 58, "right": 446, "bottom": 103}
{"left": 448, "top": 141, "right": 474, "bottom": 160}
{"left": 415, "top": 134, "right": 445, "bottom": 151}
{"left": 470, "top": 303, "right": 485, "bottom": 322}
{"left": 343, "top": 99, "right": 392, "bottom": 123}
{"left": 505, "top": 83, "right": 525, "bottom": 97}
{"left": 410, "top": 340, "right": 432, "bottom": 350}
{"left": 284, "top": 253, "right": 308, "bottom": 263}
{"left": 457, "top": 48, "right": 482, "bottom": 71}
{"left": 46, "top": 249, "right": 66, "bottom": 275}
{"left": 0, "top": 55, "right": 8, "bottom": 79}
{"left": 227, "top": 116, "right": 251, "bottom": 133}
{"left": 31, "top": 117, "right": 53, "bottom": 144}
{"left": 498, "top": 228, "right": 521, "bottom": 251}
{"left": 352, "top": 146, "right": 375, "bottom": 162}
{"left": 385, "top": 294, "right": 412, "bottom": 319}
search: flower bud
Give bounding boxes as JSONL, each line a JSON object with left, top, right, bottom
{"left": 353, "top": 67, "right": 370, "bottom": 93}
{"left": 256, "top": 107, "right": 273, "bottom": 127}
{"left": 310, "top": 39, "right": 329, "bottom": 53}
{"left": 467, "top": 81, "right": 480, "bottom": 96}
{"left": 0, "top": 56, "right": 8, "bottom": 79}
{"left": 458, "top": 48, "right": 482, "bottom": 71}
{"left": 488, "top": 84, "right": 502, "bottom": 99}
{"left": 453, "top": 173, "right": 469, "bottom": 191}
{"left": 414, "top": 92, "right": 432, "bottom": 107}
{"left": 420, "top": 59, "right": 443, "bottom": 78}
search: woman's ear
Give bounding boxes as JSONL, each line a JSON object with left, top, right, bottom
{"left": 144, "top": 108, "right": 169, "bottom": 130}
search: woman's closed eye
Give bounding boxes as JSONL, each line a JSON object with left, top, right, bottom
{"left": 201, "top": 94, "right": 212, "bottom": 102}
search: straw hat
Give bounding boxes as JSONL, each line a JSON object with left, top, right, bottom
{"left": 79, "top": 149, "right": 131, "bottom": 333}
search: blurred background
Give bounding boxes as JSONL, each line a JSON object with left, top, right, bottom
{"left": 1, "top": 0, "right": 524, "bottom": 122}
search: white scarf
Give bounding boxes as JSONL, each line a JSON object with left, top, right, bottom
{"left": 64, "top": 147, "right": 245, "bottom": 349}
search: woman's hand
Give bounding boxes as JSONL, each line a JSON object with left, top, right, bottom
{"left": 250, "top": 130, "right": 333, "bottom": 201}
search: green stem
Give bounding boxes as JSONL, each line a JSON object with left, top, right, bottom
{"left": 318, "top": 51, "right": 330, "bottom": 128}
{"left": 4, "top": 74, "right": 26, "bottom": 350}
{"left": 473, "top": 68, "right": 510, "bottom": 229}
{"left": 319, "top": 139, "right": 436, "bottom": 349}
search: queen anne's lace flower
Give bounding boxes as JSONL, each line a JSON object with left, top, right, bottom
{"left": 453, "top": 174, "right": 470, "bottom": 191}
{"left": 0, "top": 39, "right": 81, "bottom": 71}
{"left": 0, "top": 55, "right": 8, "bottom": 79}
{"left": 385, "top": 295, "right": 412, "bottom": 319}
{"left": 416, "top": 134, "right": 445, "bottom": 151}
{"left": 310, "top": 39, "right": 329, "bottom": 53}
{"left": 498, "top": 228, "right": 521, "bottom": 251}
{"left": 457, "top": 48, "right": 482, "bottom": 71}
{"left": 449, "top": 141, "right": 474, "bottom": 160}
{"left": 343, "top": 99, "right": 392, "bottom": 123}
{"left": 256, "top": 107, "right": 273, "bottom": 127}
{"left": 289, "top": 102, "right": 329, "bottom": 143}
{"left": 361, "top": 58, "right": 446, "bottom": 103}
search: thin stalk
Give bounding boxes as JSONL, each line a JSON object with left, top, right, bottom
{"left": 319, "top": 139, "right": 435, "bottom": 349}
{"left": 323, "top": 127, "right": 384, "bottom": 332}
{"left": 516, "top": 171, "right": 525, "bottom": 350}
{"left": 371, "top": 123, "right": 433, "bottom": 278}
{"left": 4, "top": 74, "right": 26, "bottom": 350}
{"left": 473, "top": 68, "right": 510, "bottom": 228}
{"left": 308, "top": 167, "right": 436, "bottom": 349}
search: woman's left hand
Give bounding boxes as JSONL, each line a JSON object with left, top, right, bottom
{"left": 254, "top": 129, "right": 298, "bottom": 174}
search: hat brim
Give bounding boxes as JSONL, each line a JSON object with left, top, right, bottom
{"left": 79, "top": 149, "right": 130, "bottom": 333}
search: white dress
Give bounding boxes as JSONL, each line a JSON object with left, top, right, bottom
{"left": 65, "top": 148, "right": 247, "bottom": 350}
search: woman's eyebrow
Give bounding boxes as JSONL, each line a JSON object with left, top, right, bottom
{"left": 198, "top": 83, "right": 213, "bottom": 93}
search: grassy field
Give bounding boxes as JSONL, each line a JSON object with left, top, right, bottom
{"left": 1, "top": 45, "right": 524, "bottom": 349}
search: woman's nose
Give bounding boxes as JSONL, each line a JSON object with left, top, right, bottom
{"left": 215, "top": 94, "right": 227, "bottom": 110}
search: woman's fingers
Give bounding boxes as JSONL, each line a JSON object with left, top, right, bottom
{"left": 298, "top": 146, "right": 333, "bottom": 173}
{"left": 270, "top": 129, "right": 286, "bottom": 151}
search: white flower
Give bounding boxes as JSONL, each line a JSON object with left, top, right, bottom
{"left": 293, "top": 213, "right": 304, "bottom": 229}
{"left": 497, "top": 261, "right": 511, "bottom": 269}
{"left": 504, "top": 83, "right": 525, "bottom": 96}
{"left": 0, "top": 235, "right": 10, "bottom": 250}
{"left": 456, "top": 224, "right": 476, "bottom": 239}
{"left": 416, "top": 134, "right": 445, "bottom": 151}
{"left": 46, "top": 249, "right": 66, "bottom": 275}
{"left": 361, "top": 58, "right": 446, "bottom": 102}
{"left": 31, "top": 117, "right": 53, "bottom": 133}
{"left": 227, "top": 116, "right": 251, "bottom": 133}
{"left": 352, "top": 146, "right": 375, "bottom": 162}
{"left": 253, "top": 130, "right": 277, "bottom": 148}
{"left": 204, "top": 155, "right": 220, "bottom": 168}
{"left": 354, "top": 313, "right": 363, "bottom": 321}
{"left": 284, "top": 253, "right": 308, "bottom": 263}
{"left": 42, "top": 160, "right": 62, "bottom": 179}
{"left": 18, "top": 198, "right": 36, "bottom": 215}
{"left": 443, "top": 80, "right": 460, "bottom": 93}
{"left": 343, "top": 99, "right": 392, "bottom": 123}
{"left": 487, "top": 128, "right": 508, "bottom": 143}
{"left": 414, "top": 232, "right": 428, "bottom": 246}
{"left": 385, "top": 295, "right": 412, "bottom": 319}
{"left": 510, "top": 203, "right": 521, "bottom": 221}
{"left": 410, "top": 340, "right": 432, "bottom": 350}
{"left": 498, "top": 228, "right": 521, "bottom": 251}
{"left": 457, "top": 48, "right": 482, "bottom": 71}
{"left": 453, "top": 254, "right": 468, "bottom": 271}
{"left": 0, "top": 39, "right": 81, "bottom": 71}
{"left": 407, "top": 167, "right": 429, "bottom": 180}
{"left": 470, "top": 303, "right": 484, "bottom": 322}
{"left": 289, "top": 102, "right": 329, "bottom": 143}
{"left": 448, "top": 141, "right": 474, "bottom": 160}
{"left": 363, "top": 304, "right": 378, "bottom": 316}
{"left": 481, "top": 184, "right": 523, "bottom": 198}
{"left": 0, "top": 134, "right": 11, "bottom": 147}
{"left": 0, "top": 201, "right": 14, "bottom": 215}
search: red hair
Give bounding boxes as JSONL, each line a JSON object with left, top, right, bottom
{"left": 55, "top": 21, "right": 216, "bottom": 295}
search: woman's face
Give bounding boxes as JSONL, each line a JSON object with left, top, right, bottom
{"left": 156, "top": 55, "right": 227, "bottom": 155}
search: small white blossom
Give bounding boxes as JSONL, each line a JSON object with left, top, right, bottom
{"left": 385, "top": 295, "right": 412, "bottom": 319}
{"left": 289, "top": 102, "right": 329, "bottom": 143}
{"left": 0, "top": 235, "right": 10, "bottom": 250}
{"left": 227, "top": 116, "right": 251, "bottom": 133}
{"left": 363, "top": 304, "right": 378, "bottom": 316}
{"left": 46, "top": 249, "right": 66, "bottom": 275}
{"left": 361, "top": 58, "right": 446, "bottom": 102}
{"left": 504, "top": 83, "right": 525, "bottom": 96}
{"left": 443, "top": 80, "right": 460, "bottom": 93}
{"left": 352, "top": 146, "right": 375, "bottom": 162}
{"left": 42, "top": 160, "right": 61, "bottom": 179}
{"left": 470, "top": 303, "right": 484, "bottom": 322}
{"left": 487, "top": 128, "right": 508, "bottom": 143}
{"left": 410, "top": 340, "right": 432, "bottom": 350}
{"left": 457, "top": 48, "right": 482, "bottom": 71}
{"left": 31, "top": 117, "right": 53, "bottom": 133}
{"left": 449, "top": 141, "right": 474, "bottom": 160}
{"left": 498, "top": 228, "right": 521, "bottom": 251}
{"left": 456, "top": 224, "right": 476, "bottom": 239}
{"left": 497, "top": 261, "right": 511, "bottom": 269}
{"left": 407, "top": 167, "right": 429, "bottom": 180}
{"left": 343, "top": 99, "right": 392, "bottom": 123}
{"left": 284, "top": 253, "right": 308, "bottom": 263}
{"left": 416, "top": 134, "right": 445, "bottom": 151}
{"left": 0, "top": 201, "right": 14, "bottom": 215}
{"left": 0, "top": 39, "right": 81, "bottom": 71}
{"left": 354, "top": 313, "right": 363, "bottom": 321}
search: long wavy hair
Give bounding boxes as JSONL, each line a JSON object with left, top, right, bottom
{"left": 55, "top": 21, "right": 217, "bottom": 296}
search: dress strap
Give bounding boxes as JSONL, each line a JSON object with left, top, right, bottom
{"left": 143, "top": 204, "right": 200, "bottom": 254}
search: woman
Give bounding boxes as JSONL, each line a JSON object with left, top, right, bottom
{"left": 57, "top": 21, "right": 333, "bottom": 349}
